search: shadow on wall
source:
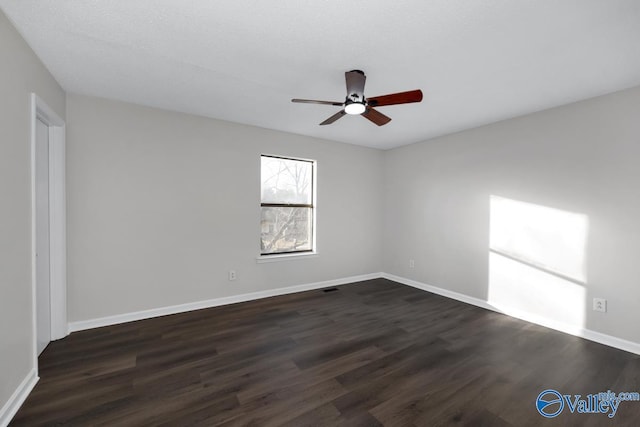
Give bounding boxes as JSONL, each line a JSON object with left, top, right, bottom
{"left": 488, "top": 195, "right": 589, "bottom": 333}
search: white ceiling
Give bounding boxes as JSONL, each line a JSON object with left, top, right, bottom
{"left": 2, "top": 1, "right": 640, "bottom": 149}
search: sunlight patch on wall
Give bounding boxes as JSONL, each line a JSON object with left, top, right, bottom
{"left": 489, "top": 196, "right": 589, "bottom": 330}
{"left": 490, "top": 196, "right": 588, "bottom": 282}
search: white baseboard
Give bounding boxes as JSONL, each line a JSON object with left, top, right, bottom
{"left": 67, "top": 271, "right": 640, "bottom": 356}
{"left": 382, "top": 273, "right": 495, "bottom": 311}
{"left": 383, "top": 273, "right": 640, "bottom": 356}
{"left": 69, "top": 273, "right": 383, "bottom": 333}
{"left": 0, "top": 369, "right": 38, "bottom": 427}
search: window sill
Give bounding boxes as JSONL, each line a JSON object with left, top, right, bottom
{"left": 256, "top": 252, "right": 318, "bottom": 263}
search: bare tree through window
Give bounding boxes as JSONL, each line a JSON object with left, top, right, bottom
{"left": 261, "top": 155, "right": 314, "bottom": 255}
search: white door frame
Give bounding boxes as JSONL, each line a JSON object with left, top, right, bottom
{"left": 30, "top": 93, "right": 67, "bottom": 366}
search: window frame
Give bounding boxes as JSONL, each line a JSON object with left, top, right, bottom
{"left": 259, "top": 154, "right": 317, "bottom": 258}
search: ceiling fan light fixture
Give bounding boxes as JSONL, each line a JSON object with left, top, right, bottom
{"left": 344, "top": 102, "right": 366, "bottom": 115}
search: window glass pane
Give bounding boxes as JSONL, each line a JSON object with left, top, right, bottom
{"left": 261, "top": 207, "right": 312, "bottom": 254}
{"left": 261, "top": 156, "right": 312, "bottom": 204}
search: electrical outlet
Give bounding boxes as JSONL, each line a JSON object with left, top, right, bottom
{"left": 228, "top": 270, "right": 236, "bottom": 281}
{"left": 593, "top": 298, "right": 606, "bottom": 313}
{"left": 409, "top": 259, "right": 415, "bottom": 268}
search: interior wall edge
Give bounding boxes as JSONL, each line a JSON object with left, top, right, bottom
{"left": 383, "top": 273, "right": 640, "bottom": 356}
{"left": 68, "top": 272, "right": 383, "bottom": 333}
{"left": 68, "top": 270, "right": 640, "bottom": 356}
{"left": 0, "top": 369, "right": 38, "bottom": 427}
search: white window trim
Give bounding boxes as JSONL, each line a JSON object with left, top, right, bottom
{"left": 259, "top": 154, "right": 317, "bottom": 259}
{"left": 256, "top": 251, "right": 319, "bottom": 263}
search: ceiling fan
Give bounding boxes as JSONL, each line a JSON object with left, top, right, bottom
{"left": 292, "top": 70, "right": 423, "bottom": 126}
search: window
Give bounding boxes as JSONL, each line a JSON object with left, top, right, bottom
{"left": 260, "top": 155, "right": 315, "bottom": 255}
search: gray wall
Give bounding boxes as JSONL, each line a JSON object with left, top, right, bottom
{"left": 383, "top": 85, "right": 640, "bottom": 344}
{"left": 0, "top": 9, "right": 65, "bottom": 413}
{"left": 66, "top": 94, "right": 383, "bottom": 322}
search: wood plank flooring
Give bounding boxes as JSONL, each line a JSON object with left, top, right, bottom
{"left": 11, "top": 279, "right": 640, "bottom": 426}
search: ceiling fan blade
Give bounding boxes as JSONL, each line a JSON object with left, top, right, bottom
{"left": 320, "top": 110, "right": 347, "bottom": 125}
{"left": 367, "top": 90, "right": 423, "bottom": 107}
{"left": 362, "top": 107, "right": 391, "bottom": 126}
{"left": 292, "top": 98, "right": 344, "bottom": 106}
{"left": 345, "top": 70, "right": 366, "bottom": 99}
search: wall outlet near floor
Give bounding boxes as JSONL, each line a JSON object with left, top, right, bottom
{"left": 409, "top": 259, "right": 415, "bottom": 268}
{"left": 228, "top": 270, "right": 237, "bottom": 281}
{"left": 593, "top": 298, "right": 606, "bottom": 313}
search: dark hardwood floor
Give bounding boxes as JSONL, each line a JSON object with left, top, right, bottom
{"left": 11, "top": 279, "right": 640, "bottom": 426}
